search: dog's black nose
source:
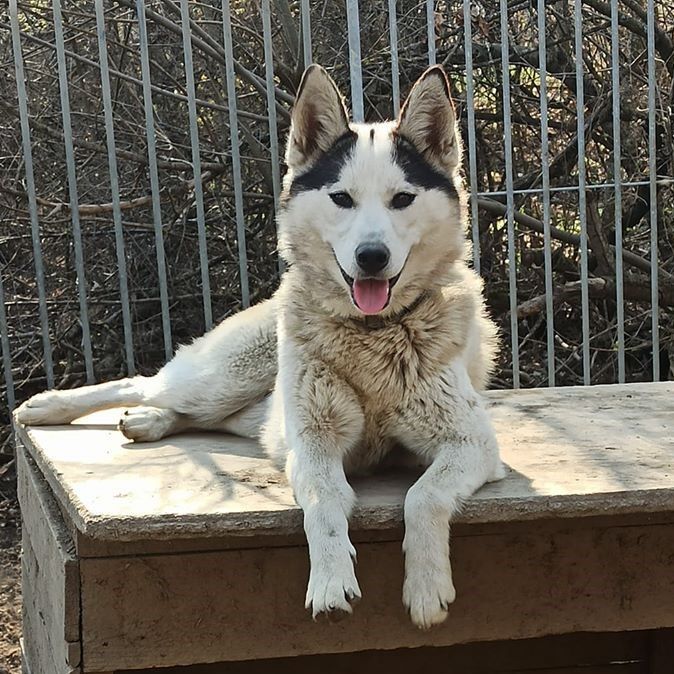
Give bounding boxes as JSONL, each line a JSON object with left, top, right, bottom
{"left": 355, "top": 243, "right": 390, "bottom": 275}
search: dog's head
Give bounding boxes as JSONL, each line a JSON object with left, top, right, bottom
{"left": 278, "top": 64, "right": 467, "bottom": 318}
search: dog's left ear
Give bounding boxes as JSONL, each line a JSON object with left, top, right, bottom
{"left": 286, "top": 65, "right": 351, "bottom": 170}
{"left": 396, "top": 66, "right": 461, "bottom": 173}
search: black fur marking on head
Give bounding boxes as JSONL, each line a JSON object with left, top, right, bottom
{"left": 288, "top": 130, "right": 358, "bottom": 197}
{"left": 369, "top": 128, "right": 375, "bottom": 144}
{"left": 392, "top": 135, "right": 457, "bottom": 198}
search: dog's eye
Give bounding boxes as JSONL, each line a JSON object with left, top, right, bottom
{"left": 329, "top": 191, "right": 354, "bottom": 209}
{"left": 391, "top": 192, "right": 416, "bottom": 210}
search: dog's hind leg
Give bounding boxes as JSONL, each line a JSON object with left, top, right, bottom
{"left": 15, "top": 377, "right": 151, "bottom": 426}
{"left": 118, "top": 395, "right": 270, "bottom": 443}
{"left": 215, "top": 395, "right": 270, "bottom": 439}
{"left": 16, "top": 297, "right": 279, "bottom": 432}
{"left": 117, "top": 406, "right": 189, "bottom": 442}
{"left": 144, "top": 297, "right": 277, "bottom": 427}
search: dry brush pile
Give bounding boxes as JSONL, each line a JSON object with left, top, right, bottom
{"left": 0, "top": 0, "right": 673, "bottom": 455}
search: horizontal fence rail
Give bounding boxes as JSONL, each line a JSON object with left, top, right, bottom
{"left": 1, "top": 0, "right": 672, "bottom": 446}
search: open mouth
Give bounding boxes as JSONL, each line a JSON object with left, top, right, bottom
{"left": 339, "top": 266, "right": 402, "bottom": 315}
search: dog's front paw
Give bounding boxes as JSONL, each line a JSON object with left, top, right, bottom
{"left": 15, "top": 390, "right": 79, "bottom": 426}
{"left": 403, "top": 556, "right": 456, "bottom": 630}
{"left": 305, "top": 542, "right": 361, "bottom": 621}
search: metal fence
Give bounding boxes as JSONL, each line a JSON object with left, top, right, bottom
{"left": 1, "top": 0, "right": 672, "bottom": 430}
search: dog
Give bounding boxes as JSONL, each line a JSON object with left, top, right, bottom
{"left": 16, "top": 64, "right": 505, "bottom": 629}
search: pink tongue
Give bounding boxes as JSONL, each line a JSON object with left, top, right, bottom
{"left": 353, "top": 279, "right": 389, "bottom": 315}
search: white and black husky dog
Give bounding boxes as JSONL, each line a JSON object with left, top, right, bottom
{"left": 17, "top": 64, "right": 504, "bottom": 629}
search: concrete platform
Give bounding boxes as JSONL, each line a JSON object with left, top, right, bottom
{"left": 16, "top": 382, "right": 674, "bottom": 673}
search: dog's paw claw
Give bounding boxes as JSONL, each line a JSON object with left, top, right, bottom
{"left": 326, "top": 606, "right": 351, "bottom": 623}
{"left": 305, "top": 553, "right": 361, "bottom": 621}
{"left": 345, "top": 587, "right": 361, "bottom": 603}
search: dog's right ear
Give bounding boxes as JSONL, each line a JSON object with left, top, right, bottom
{"left": 396, "top": 66, "right": 461, "bottom": 174}
{"left": 286, "top": 65, "right": 350, "bottom": 170}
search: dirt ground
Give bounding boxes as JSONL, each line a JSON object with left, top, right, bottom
{"left": 0, "top": 459, "right": 21, "bottom": 674}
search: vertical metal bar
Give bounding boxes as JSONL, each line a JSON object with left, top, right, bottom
{"left": 52, "top": 0, "right": 95, "bottom": 382}
{"left": 94, "top": 0, "right": 135, "bottom": 375}
{"left": 10, "top": 0, "right": 54, "bottom": 388}
{"left": 0, "top": 272, "right": 15, "bottom": 412}
{"left": 136, "top": 0, "right": 173, "bottom": 359}
{"left": 261, "top": 0, "right": 283, "bottom": 275}
{"left": 647, "top": 0, "right": 660, "bottom": 381}
{"left": 222, "top": 0, "right": 250, "bottom": 307}
{"left": 261, "top": 0, "right": 281, "bottom": 208}
{"left": 537, "top": 0, "right": 554, "bottom": 386}
{"left": 426, "top": 0, "right": 436, "bottom": 65}
{"left": 300, "top": 0, "right": 312, "bottom": 68}
{"left": 573, "top": 0, "right": 591, "bottom": 385}
{"left": 180, "top": 0, "right": 212, "bottom": 330}
{"left": 610, "top": 0, "right": 625, "bottom": 383}
{"left": 346, "top": 0, "right": 364, "bottom": 123}
{"left": 463, "top": 0, "right": 480, "bottom": 273}
{"left": 388, "top": 0, "right": 400, "bottom": 117}
{"left": 499, "top": 0, "right": 519, "bottom": 388}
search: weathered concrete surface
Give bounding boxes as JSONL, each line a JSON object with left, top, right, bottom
{"left": 14, "top": 382, "right": 674, "bottom": 543}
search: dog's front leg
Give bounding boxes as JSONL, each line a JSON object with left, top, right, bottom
{"left": 399, "top": 368, "right": 504, "bottom": 629}
{"left": 402, "top": 440, "right": 492, "bottom": 629}
{"left": 269, "top": 364, "right": 365, "bottom": 620}
{"left": 289, "top": 441, "right": 361, "bottom": 620}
